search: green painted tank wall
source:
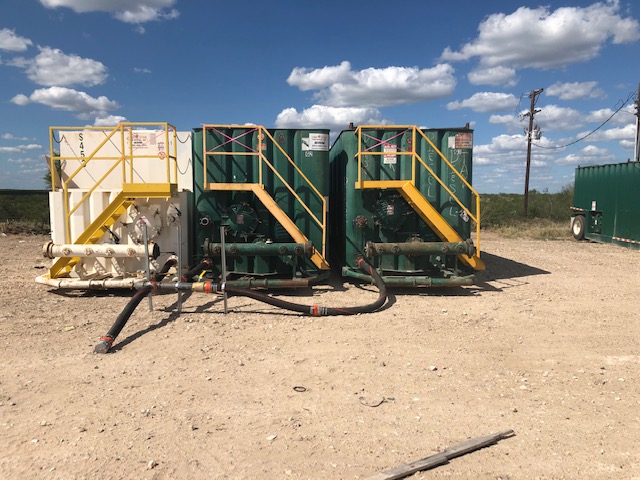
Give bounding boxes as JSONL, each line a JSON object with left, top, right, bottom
{"left": 329, "top": 127, "right": 475, "bottom": 274}
{"left": 192, "top": 127, "right": 330, "bottom": 275}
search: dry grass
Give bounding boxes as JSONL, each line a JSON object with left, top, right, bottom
{"left": 0, "top": 220, "right": 50, "bottom": 235}
{"left": 483, "top": 218, "right": 570, "bottom": 240}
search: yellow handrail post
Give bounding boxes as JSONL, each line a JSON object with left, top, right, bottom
{"left": 476, "top": 195, "right": 481, "bottom": 254}
{"left": 164, "top": 123, "right": 170, "bottom": 183}
{"left": 119, "top": 124, "right": 126, "bottom": 183}
{"left": 258, "top": 127, "right": 263, "bottom": 185}
{"left": 202, "top": 125, "right": 208, "bottom": 185}
{"left": 172, "top": 127, "right": 177, "bottom": 184}
{"left": 48, "top": 127, "right": 55, "bottom": 192}
{"left": 411, "top": 126, "right": 417, "bottom": 186}
{"left": 357, "top": 127, "right": 362, "bottom": 187}
{"left": 128, "top": 126, "right": 134, "bottom": 183}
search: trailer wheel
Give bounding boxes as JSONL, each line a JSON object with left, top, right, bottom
{"left": 571, "top": 215, "right": 585, "bottom": 240}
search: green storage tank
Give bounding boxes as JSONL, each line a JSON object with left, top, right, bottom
{"left": 193, "top": 125, "right": 330, "bottom": 281}
{"left": 329, "top": 125, "right": 483, "bottom": 287}
{"left": 571, "top": 161, "right": 640, "bottom": 249}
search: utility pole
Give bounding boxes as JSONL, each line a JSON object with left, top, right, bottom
{"left": 523, "top": 88, "right": 544, "bottom": 216}
{"left": 634, "top": 81, "right": 640, "bottom": 163}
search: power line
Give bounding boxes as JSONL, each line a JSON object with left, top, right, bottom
{"left": 532, "top": 91, "right": 636, "bottom": 150}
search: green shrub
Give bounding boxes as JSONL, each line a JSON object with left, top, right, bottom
{"left": 480, "top": 185, "right": 573, "bottom": 239}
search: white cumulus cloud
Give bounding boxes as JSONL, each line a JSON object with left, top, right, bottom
{"left": 447, "top": 92, "right": 519, "bottom": 113}
{"left": 577, "top": 123, "right": 636, "bottom": 143}
{"left": 441, "top": 1, "right": 640, "bottom": 69}
{"left": 39, "top": 0, "right": 179, "bottom": 26}
{"left": 287, "top": 61, "right": 354, "bottom": 90}
{"left": 0, "top": 146, "right": 22, "bottom": 154}
{"left": 0, "top": 28, "right": 32, "bottom": 52}
{"left": 287, "top": 61, "right": 456, "bottom": 107}
{"left": 546, "top": 81, "right": 606, "bottom": 100}
{"left": 1, "top": 133, "right": 31, "bottom": 141}
{"left": 557, "top": 145, "right": 615, "bottom": 165}
{"left": 587, "top": 105, "right": 635, "bottom": 125}
{"left": 468, "top": 66, "right": 517, "bottom": 87}
{"left": 275, "top": 105, "right": 385, "bottom": 131}
{"left": 535, "top": 105, "right": 585, "bottom": 131}
{"left": 11, "top": 87, "right": 119, "bottom": 114}
{"left": 94, "top": 114, "right": 128, "bottom": 126}
{"left": 24, "top": 47, "right": 108, "bottom": 87}
{"left": 489, "top": 114, "right": 516, "bottom": 125}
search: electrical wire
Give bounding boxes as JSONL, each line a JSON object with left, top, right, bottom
{"left": 532, "top": 91, "right": 636, "bottom": 150}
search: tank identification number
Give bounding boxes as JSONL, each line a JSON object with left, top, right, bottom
{"left": 78, "top": 133, "right": 86, "bottom": 163}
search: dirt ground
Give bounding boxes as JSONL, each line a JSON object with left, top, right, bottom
{"left": 1, "top": 232, "right": 639, "bottom": 480}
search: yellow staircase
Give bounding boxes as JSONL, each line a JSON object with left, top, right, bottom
{"left": 250, "top": 185, "right": 329, "bottom": 270}
{"left": 355, "top": 125, "right": 485, "bottom": 271}
{"left": 397, "top": 182, "right": 484, "bottom": 270}
{"left": 48, "top": 183, "right": 176, "bottom": 278}
{"left": 202, "top": 125, "right": 330, "bottom": 271}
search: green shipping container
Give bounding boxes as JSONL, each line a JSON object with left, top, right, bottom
{"left": 571, "top": 161, "right": 640, "bottom": 249}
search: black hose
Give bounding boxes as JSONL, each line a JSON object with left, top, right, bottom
{"left": 224, "top": 257, "right": 387, "bottom": 316}
{"left": 182, "top": 258, "right": 211, "bottom": 282}
{"left": 94, "top": 285, "right": 154, "bottom": 353}
{"left": 95, "top": 258, "right": 386, "bottom": 353}
{"left": 153, "top": 258, "right": 177, "bottom": 282}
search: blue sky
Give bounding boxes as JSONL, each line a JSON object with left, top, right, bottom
{"left": 0, "top": 0, "right": 638, "bottom": 193}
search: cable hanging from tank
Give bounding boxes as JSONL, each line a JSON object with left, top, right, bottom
{"left": 176, "top": 132, "right": 192, "bottom": 143}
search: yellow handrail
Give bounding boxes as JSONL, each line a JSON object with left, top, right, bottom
{"left": 202, "top": 125, "right": 327, "bottom": 257}
{"left": 48, "top": 122, "right": 177, "bottom": 243}
{"left": 355, "top": 125, "right": 481, "bottom": 253}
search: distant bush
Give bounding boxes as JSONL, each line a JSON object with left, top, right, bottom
{"left": 0, "top": 219, "right": 50, "bottom": 235}
{"left": 0, "top": 190, "right": 49, "bottom": 222}
{"left": 480, "top": 185, "right": 573, "bottom": 239}
{"left": 0, "top": 190, "right": 50, "bottom": 234}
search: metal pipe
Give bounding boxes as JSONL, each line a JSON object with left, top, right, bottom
{"left": 43, "top": 241, "right": 160, "bottom": 259}
{"left": 142, "top": 218, "right": 153, "bottom": 312}
{"left": 225, "top": 272, "right": 330, "bottom": 289}
{"left": 203, "top": 239, "right": 313, "bottom": 257}
{"left": 342, "top": 268, "right": 475, "bottom": 287}
{"left": 364, "top": 240, "right": 475, "bottom": 257}
{"left": 176, "top": 215, "right": 183, "bottom": 314}
{"left": 35, "top": 275, "right": 138, "bottom": 289}
{"left": 220, "top": 226, "right": 228, "bottom": 314}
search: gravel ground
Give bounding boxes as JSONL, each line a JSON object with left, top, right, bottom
{"left": 1, "top": 232, "right": 639, "bottom": 479}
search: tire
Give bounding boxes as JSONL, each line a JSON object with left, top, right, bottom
{"left": 571, "top": 215, "right": 585, "bottom": 240}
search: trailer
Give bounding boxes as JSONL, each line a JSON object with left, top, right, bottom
{"left": 570, "top": 161, "right": 640, "bottom": 249}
